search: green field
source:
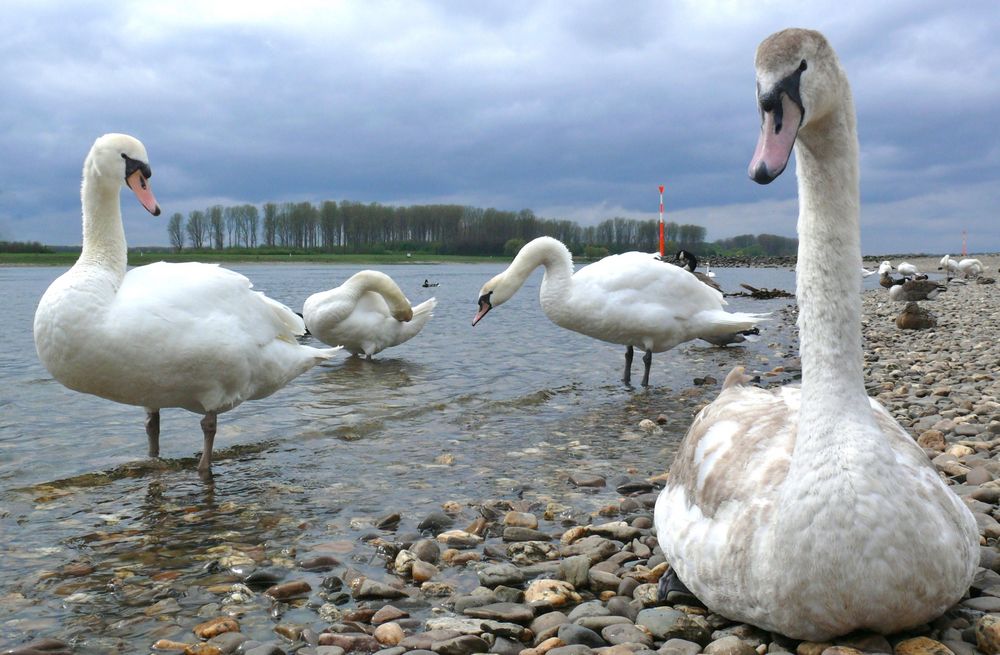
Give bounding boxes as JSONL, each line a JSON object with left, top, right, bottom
{"left": 0, "top": 251, "right": 506, "bottom": 266}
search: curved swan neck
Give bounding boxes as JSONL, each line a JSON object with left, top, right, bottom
{"left": 78, "top": 169, "right": 128, "bottom": 278}
{"left": 347, "top": 271, "right": 410, "bottom": 315}
{"left": 794, "top": 82, "right": 868, "bottom": 429}
{"left": 507, "top": 238, "right": 574, "bottom": 306}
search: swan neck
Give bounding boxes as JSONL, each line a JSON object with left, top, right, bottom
{"left": 513, "top": 239, "right": 573, "bottom": 309}
{"left": 78, "top": 173, "right": 128, "bottom": 278}
{"left": 794, "top": 89, "right": 868, "bottom": 431}
{"left": 349, "top": 271, "right": 409, "bottom": 313}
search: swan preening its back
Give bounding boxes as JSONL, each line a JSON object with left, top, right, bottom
{"left": 33, "top": 134, "right": 340, "bottom": 478}
{"left": 303, "top": 270, "right": 436, "bottom": 358}
{"left": 472, "top": 237, "right": 766, "bottom": 386}
{"left": 656, "top": 29, "right": 977, "bottom": 639}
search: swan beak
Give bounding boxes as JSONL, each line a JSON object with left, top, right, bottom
{"left": 126, "top": 169, "right": 161, "bottom": 216}
{"left": 472, "top": 295, "right": 492, "bottom": 326}
{"left": 748, "top": 93, "right": 801, "bottom": 184}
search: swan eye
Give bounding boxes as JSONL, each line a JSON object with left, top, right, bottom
{"left": 798, "top": 59, "right": 807, "bottom": 72}
{"left": 121, "top": 153, "right": 153, "bottom": 181}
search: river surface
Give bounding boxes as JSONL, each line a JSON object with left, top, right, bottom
{"left": 0, "top": 260, "right": 842, "bottom": 650}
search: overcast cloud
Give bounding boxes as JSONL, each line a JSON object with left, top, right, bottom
{"left": 1, "top": 1, "right": 998, "bottom": 253}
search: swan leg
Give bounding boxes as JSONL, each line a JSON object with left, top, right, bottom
{"left": 623, "top": 346, "right": 634, "bottom": 385}
{"left": 145, "top": 410, "right": 160, "bottom": 458}
{"left": 641, "top": 349, "right": 653, "bottom": 387}
{"left": 198, "top": 411, "right": 217, "bottom": 479}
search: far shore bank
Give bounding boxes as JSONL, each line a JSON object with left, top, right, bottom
{"left": 2, "top": 250, "right": 996, "bottom": 269}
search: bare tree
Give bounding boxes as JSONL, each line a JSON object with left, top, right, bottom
{"left": 167, "top": 212, "right": 184, "bottom": 252}
{"left": 185, "top": 210, "right": 207, "bottom": 249}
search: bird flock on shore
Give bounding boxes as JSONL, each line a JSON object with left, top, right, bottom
{"left": 29, "top": 27, "right": 988, "bottom": 642}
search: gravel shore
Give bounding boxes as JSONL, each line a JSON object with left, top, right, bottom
{"left": 4, "top": 259, "right": 998, "bottom": 655}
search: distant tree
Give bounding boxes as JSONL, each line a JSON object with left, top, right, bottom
{"left": 503, "top": 238, "right": 525, "bottom": 257}
{"left": 245, "top": 204, "right": 259, "bottom": 248}
{"left": 262, "top": 202, "right": 278, "bottom": 247}
{"left": 209, "top": 205, "right": 224, "bottom": 249}
{"left": 185, "top": 210, "right": 207, "bottom": 249}
{"left": 167, "top": 212, "right": 184, "bottom": 252}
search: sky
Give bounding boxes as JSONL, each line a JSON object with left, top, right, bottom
{"left": 1, "top": 1, "right": 998, "bottom": 254}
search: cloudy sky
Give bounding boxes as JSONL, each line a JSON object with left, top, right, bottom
{"left": 1, "top": 1, "right": 998, "bottom": 254}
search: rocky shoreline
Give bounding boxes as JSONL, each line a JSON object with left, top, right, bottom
{"left": 4, "top": 263, "right": 999, "bottom": 655}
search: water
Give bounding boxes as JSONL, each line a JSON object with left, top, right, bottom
{"left": 0, "top": 260, "right": 801, "bottom": 650}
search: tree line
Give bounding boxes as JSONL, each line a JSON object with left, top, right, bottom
{"left": 165, "top": 200, "right": 798, "bottom": 257}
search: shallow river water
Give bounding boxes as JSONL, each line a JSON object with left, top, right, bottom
{"left": 0, "top": 260, "right": 818, "bottom": 651}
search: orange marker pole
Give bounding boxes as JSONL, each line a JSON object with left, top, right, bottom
{"left": 658, "top": 185, "right": 665, "bottom": 256}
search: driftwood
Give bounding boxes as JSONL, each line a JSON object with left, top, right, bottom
{"left": 724, "top": 283, "right": 794, "bottom": 299}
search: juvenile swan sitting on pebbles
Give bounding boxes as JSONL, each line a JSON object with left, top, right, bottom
{"left": 471, "top": 236, "right": 766, "bottom": 386}
{"left": 654, "top": 29, "right": 977, "bottom": 640}
{"left": 33, "top": 134, "right": 340, "bottom": 479}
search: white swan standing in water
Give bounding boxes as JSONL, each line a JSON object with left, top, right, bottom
{"left": 303, "top": 270, "right": 436, "bottom": 359}
{"left": 471, "top": 236, "right": 766, "bottom": 386}
{"left": 33, "top": 134, "right": 340, "bottom": 479}
{"left": 654, "top": 29, "right": 977, "bottom": 639}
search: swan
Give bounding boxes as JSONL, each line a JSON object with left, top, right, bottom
{"left": 938, "top": 254, "right": 959, "bottom": 277}
{"left": 655, "top": 29, "right": 977, "bottom": 640}
{"left": 896, "top": 261, "right": 919, "bottom": 278}
{"left": 471, "top": 237, "right": 766, "bottom": 386}
{"left": 33, "top": 134, "right": 340, "bottom": 479}
{"left": 302, "top": 270, "right": 436, "bottom": 359}
{"left": 887, "top": 277, "right": 946, "bottom": 302}
{"left": 958, "top": 257, "right": 984, "bottom": 278}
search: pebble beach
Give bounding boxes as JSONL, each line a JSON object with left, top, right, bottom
{"left": 4, "top": 255, "right": 1000, "bottom": 655}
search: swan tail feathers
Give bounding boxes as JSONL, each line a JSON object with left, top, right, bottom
{"left": 313, "top": 346, "right": 343, "bottom": 361}
{"left": 259, "top": 291, "right": 308, "bottom": 337}
{"left": 398, "top": 298, "right": 437, "bottom": 342}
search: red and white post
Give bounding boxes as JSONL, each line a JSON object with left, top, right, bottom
{"left": 658, "top": 184, "right": 665, "bottom": 256}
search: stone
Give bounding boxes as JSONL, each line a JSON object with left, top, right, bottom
{"left": 588, "top": 521, "right": 642, "bottom": 541}
{"left": 207, "top": 632, "right": 249, "bottom": 654}
{"left": 412, "top": 539, "right": 442, "bottom": 563}
{"left": 462, "top": 602, "right": 534, "bottom": 624}
{"left": 184, "top": 645, "right": 223, "bottom": 655}
{"left": 503, "top": 526, "right": 552, "bottom": 542}
{"left": 411, "top": 560, "right": 439, "bottom": 583}
{"left": 374, "top": 622, "right": 405, "bottom": 646}
{"left": 193, "top": 616, "right": 240, "bottom": 639}
{"left": 504, "top": 511, "right": 539, "bottom": 528}
{"left": 569, "top": 472, "right": 606, "bottom": 487}
{"left": 263, "top": 580, "right": 311, "bottom": 600}
{"left": 588, "top": 569, "right": 622, "bottom": 593}
{"left": 560, "top": 536, "right": 619, "bottom": 564}
{"left": 658, "top": 638, "right": 703, "bottom": 655}
{"left": 298, "top": 555, "right": 340, "bottom": 571}
{"left": 418, "top": 511, "right": 455, "bottom": 531}
{"left": 509, "top": 541, "right": 559, "bottom": 565}
{"left": 318, "top": 632, "right": 381, "bottom": 652}
{"left": 476, "top": 563, "right": 525, "bottom": 588}
{"left": 893, "top": 637, "right": 954, "bottom": 655}
{"left": 372, "top": 605, "right": 409, "bottom": 624}
{"left": 557, "top": 623, "right": 607, "bottom": 648}
{"left": 967, "top": 466, "right": 994, "bottom": 485}
{"left": 560, "top": 555, "right": 592, "bottom": 589}
{"left": 530, "top": 610, "right": 570, "bottom": 644}
{"left": 524, "top": 579, "right": 581, "bottom": 607}
{"left": 636, "top": 607, "right": 711, "bottom": 645}
{"left": 430, "top": 634, "right": 490, "bottom": 655}
{"left": 602, "top": 623, "right": 653, "bottom": 647}
{"left": 437, "top": 530, "right": 483, "bottom": 548}
{"left": 703, "top": 635, "right": 758, "bottom": 655}
{"left": 352, "top": 578, "right": 407, "bottom": 599}
{"left": 917, "top": 430, "right": 946, "bottom": 451}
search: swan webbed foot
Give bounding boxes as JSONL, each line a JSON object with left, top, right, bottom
{"left": 657, "top": 568, "right": 698, "bottom": 605}
{"left": 145, "top": 410, "right": 160, "bottom": 458}
{"left": 623, "top": 346, "right": 634, "bottom": 386}
{"left": 641, "top": 349, "right": 652, "bottom": 387}
{"left": 198, "top": 411, "right": 217, "bottom": 480}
